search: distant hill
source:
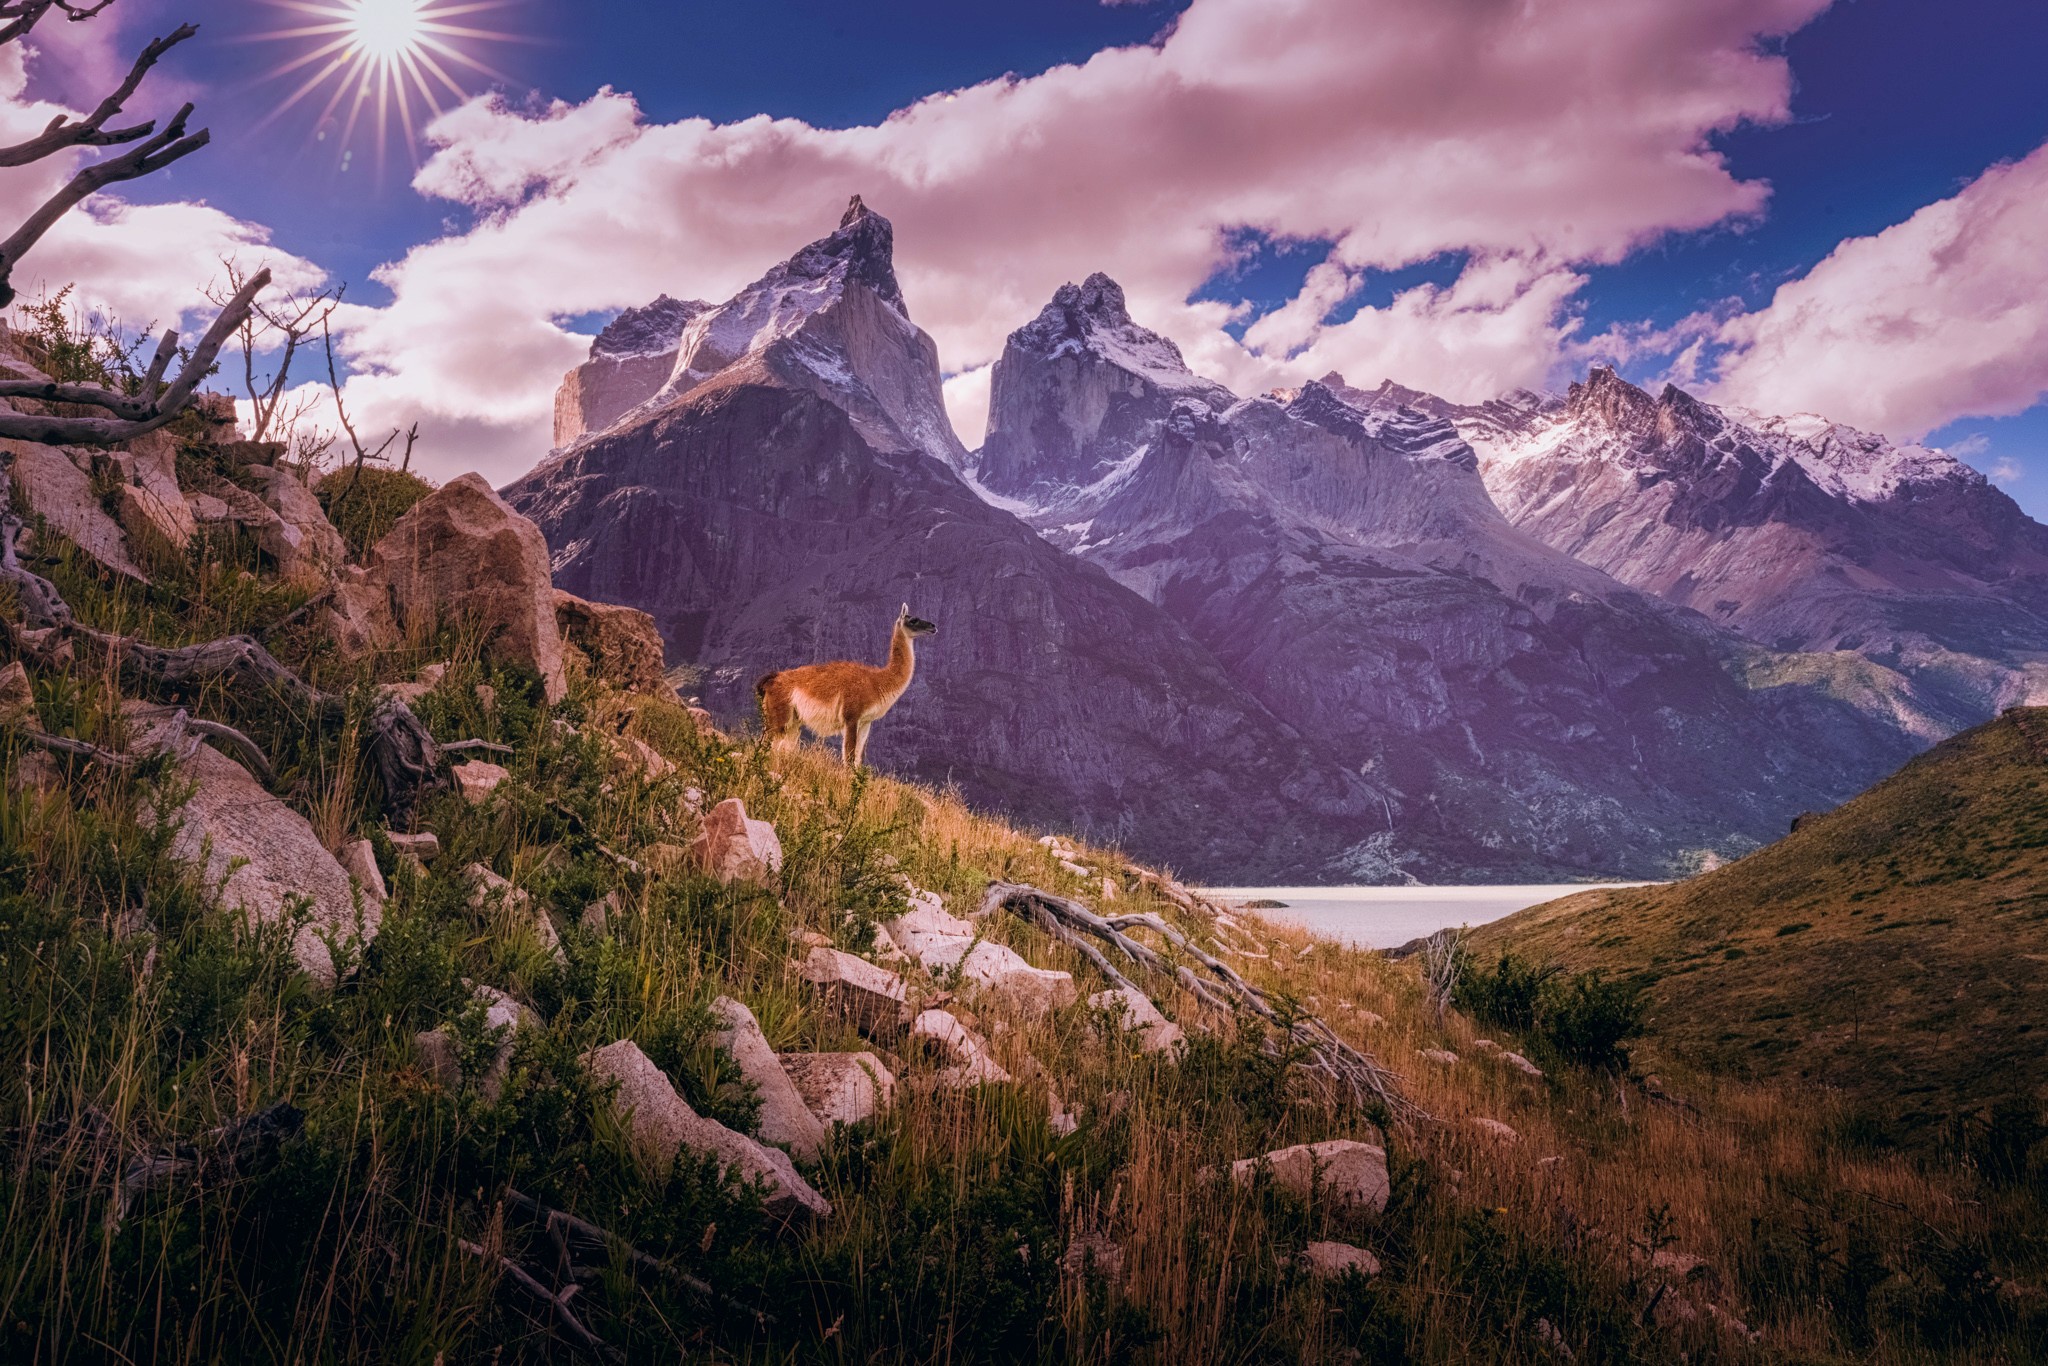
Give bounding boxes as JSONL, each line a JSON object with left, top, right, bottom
{"left": 1472, "top": 707, "right": 2048, "bottom": 1134}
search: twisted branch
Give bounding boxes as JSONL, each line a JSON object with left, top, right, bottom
{"left": 0, "top": 23, "right": 198, "bottom": 166}
{"left": 980, "top": 880, "right": 1421, "bottom": 1119}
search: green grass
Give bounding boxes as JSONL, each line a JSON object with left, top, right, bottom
{"left": 1473, "top": 707, "right": 2048, "bottom": 1140}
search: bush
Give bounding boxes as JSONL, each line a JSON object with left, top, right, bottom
{"left": 315, "top": 465, "right": 434, "bottom": 559}
{"left": 1455, "top": 952, "right": 1646, "bottom": 1072}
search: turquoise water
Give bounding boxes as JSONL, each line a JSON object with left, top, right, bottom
{"left": 1198, "top": 884, "right": 1649, "bottom": 950}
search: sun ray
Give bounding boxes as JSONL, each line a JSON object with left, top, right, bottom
{"left": 251, "top": 0, "right": 518, "bottom": 172}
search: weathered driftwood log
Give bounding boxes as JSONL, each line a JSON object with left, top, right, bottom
{"left": 108, "top": 1101, "right": 303, "bottom": 1229}
{"left": 979, "top": 880, "right": 1420, "bottom": 1119}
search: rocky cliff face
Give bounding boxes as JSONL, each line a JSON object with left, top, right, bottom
{"left": 1424, "top": 367, "right": 2048, "bottom": 726}
{"left": 969, "top": 282, "right": 1921, "bottom": 879}
{"left": 508, "top": 202, "right": 1375, "bottom": 881}
{"left": 552, "top": 295, "right": 709, "bottom": 448}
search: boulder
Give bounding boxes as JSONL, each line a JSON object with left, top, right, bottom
{"left": 800, "top": 947, "right": 909, "bottom": 1038}
{"left": 367, "top": 473, "right": 566, "bottom": 701}
{"left": 415, "top": 983, "right": 539, "bottom": 1100}
{"left": 883, "top": 892, "right": 1076, "bottom": 1019}
{"left": 780, "top": 1052, "right": 896, "bottom": 1125}
{"left": 1089, "top": 985, "right": 1186, "bottom": 1055}
{"left": 339, "top": 839, "right": 388, "bottom": 903}
{"left": 1231, "top": 1139, "right": 1390, "bottom": 1215}
{"left": 1060, "top": 1235, "right": 1125, "bottom": 1284}
{"left": 135, "top": 708, "right": 374, "bottom": 988}
{"left": 1299, "top": 1240, "right": 1382, "bottom": 1280}
{"left": 554, "top": 590, "right": 669, "bottom": 694}
{"left": 582, "top": 1039, "right": 831, "bottom": 1220}
{"left": 6, "top": 437, "right": 146, "bottom": 579}
{"left": 1419, "top": 1048, "right": 1459, "bottom": 1066}
{"left": 613, "top": 734, "right": 673, "bottom": 782}
{"left": 910, "top": 1008, "right": 1012, "bottom": 1086}
{"left": 386, "top": 830, "right": 439, "bottom": 862}
{"left": 258, "top": 465, "right": 347, "bottom": 584}
{"left": 1502, "top": 1051, "right": 1544, "bottom": 1078}
{"left": 319, "top": 567, "right": 400, "bottom": 656}
{"left": 709, "top": 996, "right": 828, "bottom": 1160}
{"left": 467, "top": 863, "right": 563, "bottom": 963}
{"left": 688, "top": 797, "right": 782, "bottom": 884}
{"left": 452, "top": 760, "right": 510, "bottom": 803}
{"left": 0, "top": 660, "right": 33, "bottom": 725}
{"left": 1470, "top": 1117, "right": 1520, "bottom": 1143}
{"left": 581, "top": 890, "right": 619, "bottom": 934}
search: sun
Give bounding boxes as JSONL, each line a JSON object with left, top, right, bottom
{"left": 253, "top": 0, "right": 518, "bottom": 171}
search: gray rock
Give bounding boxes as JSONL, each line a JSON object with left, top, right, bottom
{"left": 709, "top": 996, "right": 828, "bottom": 1160}
{"left": 800, "top": 947, "right": 909, "bottom": 1038}
{"left": 780, "top": 1051, "right": 896, "bottom": 1126}
{"left": 1231, "top": 1139, "right": 1390, "bottom": 1215}
{"left": 1298, "top": 1240, "right": 1382, "bottom": 1280}
{"left": 582, "top": 1039, "right": 830, "bottom": 1221}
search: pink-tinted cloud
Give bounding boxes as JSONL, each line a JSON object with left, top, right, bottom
{"left": 1711, "top": 139, "right": 2048, "bottom": 438}
{"left": 323, "top": 0, "right": 1828, "bottom": 479}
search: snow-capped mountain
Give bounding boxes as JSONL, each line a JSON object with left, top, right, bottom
{"left": 552, "top": 294, "right": 708, "bottom": 448}
{"left": 1399, "top": 366, "right": 2048, "bottom": 725}
{"left": 966, "top": 279, "right": 1919, "bottom": 879}
{"left": 507, "top": 201, "right": 1377, "bottom": 880}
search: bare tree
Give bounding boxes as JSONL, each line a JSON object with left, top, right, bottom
{"left": 318, "top": 311, "right": 419, "bottom": 513}
{"left": 0, "top": 5, "right": 268, "bottom": 445}
{"left": 211, "top": 259, "right": 341, "bottom": 443}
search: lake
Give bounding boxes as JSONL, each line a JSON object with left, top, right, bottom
{"left": 1196, "top": 884, "right": 1647, "bottom": 950}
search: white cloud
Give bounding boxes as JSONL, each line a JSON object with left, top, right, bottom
{"left": 1991, "top": 457, "right": 2023, "bottom": 485}
{"left": 1711, "top": 139, "right": 2048, "bottom": 439}
{"left": 316, "top": 0, "right": 1829, "bottom": 483}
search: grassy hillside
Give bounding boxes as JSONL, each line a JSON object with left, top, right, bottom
{"left": 1473, "top": 706, "right": 2048, "bottom": 1141}
{"left": 1, "top": 443, "right": 2044, "bottom": 1361}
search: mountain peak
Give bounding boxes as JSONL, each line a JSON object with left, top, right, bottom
{"left": 1052, "top": 271, "right": 1131, "bottom": 322}
{"left": 782, "top": 195, "right": 907, "bottom": 316}
{"left": 1566, "top": 364, "right": 1658, "bottom": 431}
{"left": 589, "top": 294, "right": 709, "bottom": 359}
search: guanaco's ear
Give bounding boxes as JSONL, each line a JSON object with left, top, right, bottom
{"left": 899, "top": 602, "right": 909, "bottom": 620}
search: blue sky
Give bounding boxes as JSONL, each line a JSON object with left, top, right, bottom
{"left": 30, "top": 0, "right": 2048, "bottom": 505}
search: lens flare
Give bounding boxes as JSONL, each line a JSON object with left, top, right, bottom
{"left": 253, "top": 0, "right": 518, "bottom": 172}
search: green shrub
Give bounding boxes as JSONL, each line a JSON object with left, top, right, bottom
{"left": 1455, "top": 952, "right": 1646, "bottom": 1072}
{"left": 315, "top": 465, "right": 433, "bottom": 559}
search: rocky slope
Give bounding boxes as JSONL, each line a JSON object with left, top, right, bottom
{"left": 1383, "top": 367, "right": 2048, "bottom": 729}
{"left": 966, "top": 280, "right": 1918, "bottom": 879}
{"left": 507, "top": 201, "right": 1375, "bottom": 881}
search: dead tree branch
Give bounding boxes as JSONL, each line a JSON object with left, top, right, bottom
{"left": 980, "top": 880, "right": 1422, "bottom": 1120}
{"left": 0, "top": 2, "right": 118, "bottom": 48}
{"left": 0, "top": 268, "right": 270, "bottom": 444}
{"left": 213, "top": 262, "right": 340, "bottom": 443}
{"left": 459, "top": 1238, "right": 624, "bottom": 1364}
{"left": 107, "top": 1101, "right": 303, "bottom": 1231}
{"left": 0, "top": 101, "right": 209, "bottom": 307}
{"left": 0, "top": 23, "right": 197, "bottom": 166}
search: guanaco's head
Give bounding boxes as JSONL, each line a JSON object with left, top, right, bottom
{"left": 898, "top": 603, "right": 937, "bottom": 636}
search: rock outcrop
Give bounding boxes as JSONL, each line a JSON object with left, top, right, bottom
{"left": 582, "top": 1040, "right": 831, "bottom": 1220}
{"left": 882, "top": 891, "right": 1076, "bottom": 1019}
{"left": 366, "top": 474, "right": 567, "bottom": 701}
{"left": 507, "top": 201, "right": 1375, "bottom": 881}
{"left": 554, "top": 589, "right": 669, "bottom": 694}
{"left": 688, "top": 797, "right": 782, "bottom": 884}
{"left": 415, "top": 983, "right": 538, "bottom": 1100}
{"left": 1299, "top": 1241, "right": 1382, "bottom": 1280}
{"left": 910, "top": 1008, "right": 1012, "bottom": 1086}
{"left": 1089, "top": 985, "right": 1186, "bottom": 1055}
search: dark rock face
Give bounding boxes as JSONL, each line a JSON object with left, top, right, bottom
{"left": 972, "top": 288, "right": 1922, "bottom": 879}
{"left": 1438, "top": 367, "right": 2048, "bottom": 727}
{"left": 552, "top": 295, "right": 709, "bottom": 448}
{"left": 507, "top": 204, "right": 1374, "bottom": 881}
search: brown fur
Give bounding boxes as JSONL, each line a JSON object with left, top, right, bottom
{"left": 757, "top": 606, "right": 933, "bottom": 766}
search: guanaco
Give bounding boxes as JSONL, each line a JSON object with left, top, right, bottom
{"left": 756, "top": 604, "right": 936, "bottom": 767}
